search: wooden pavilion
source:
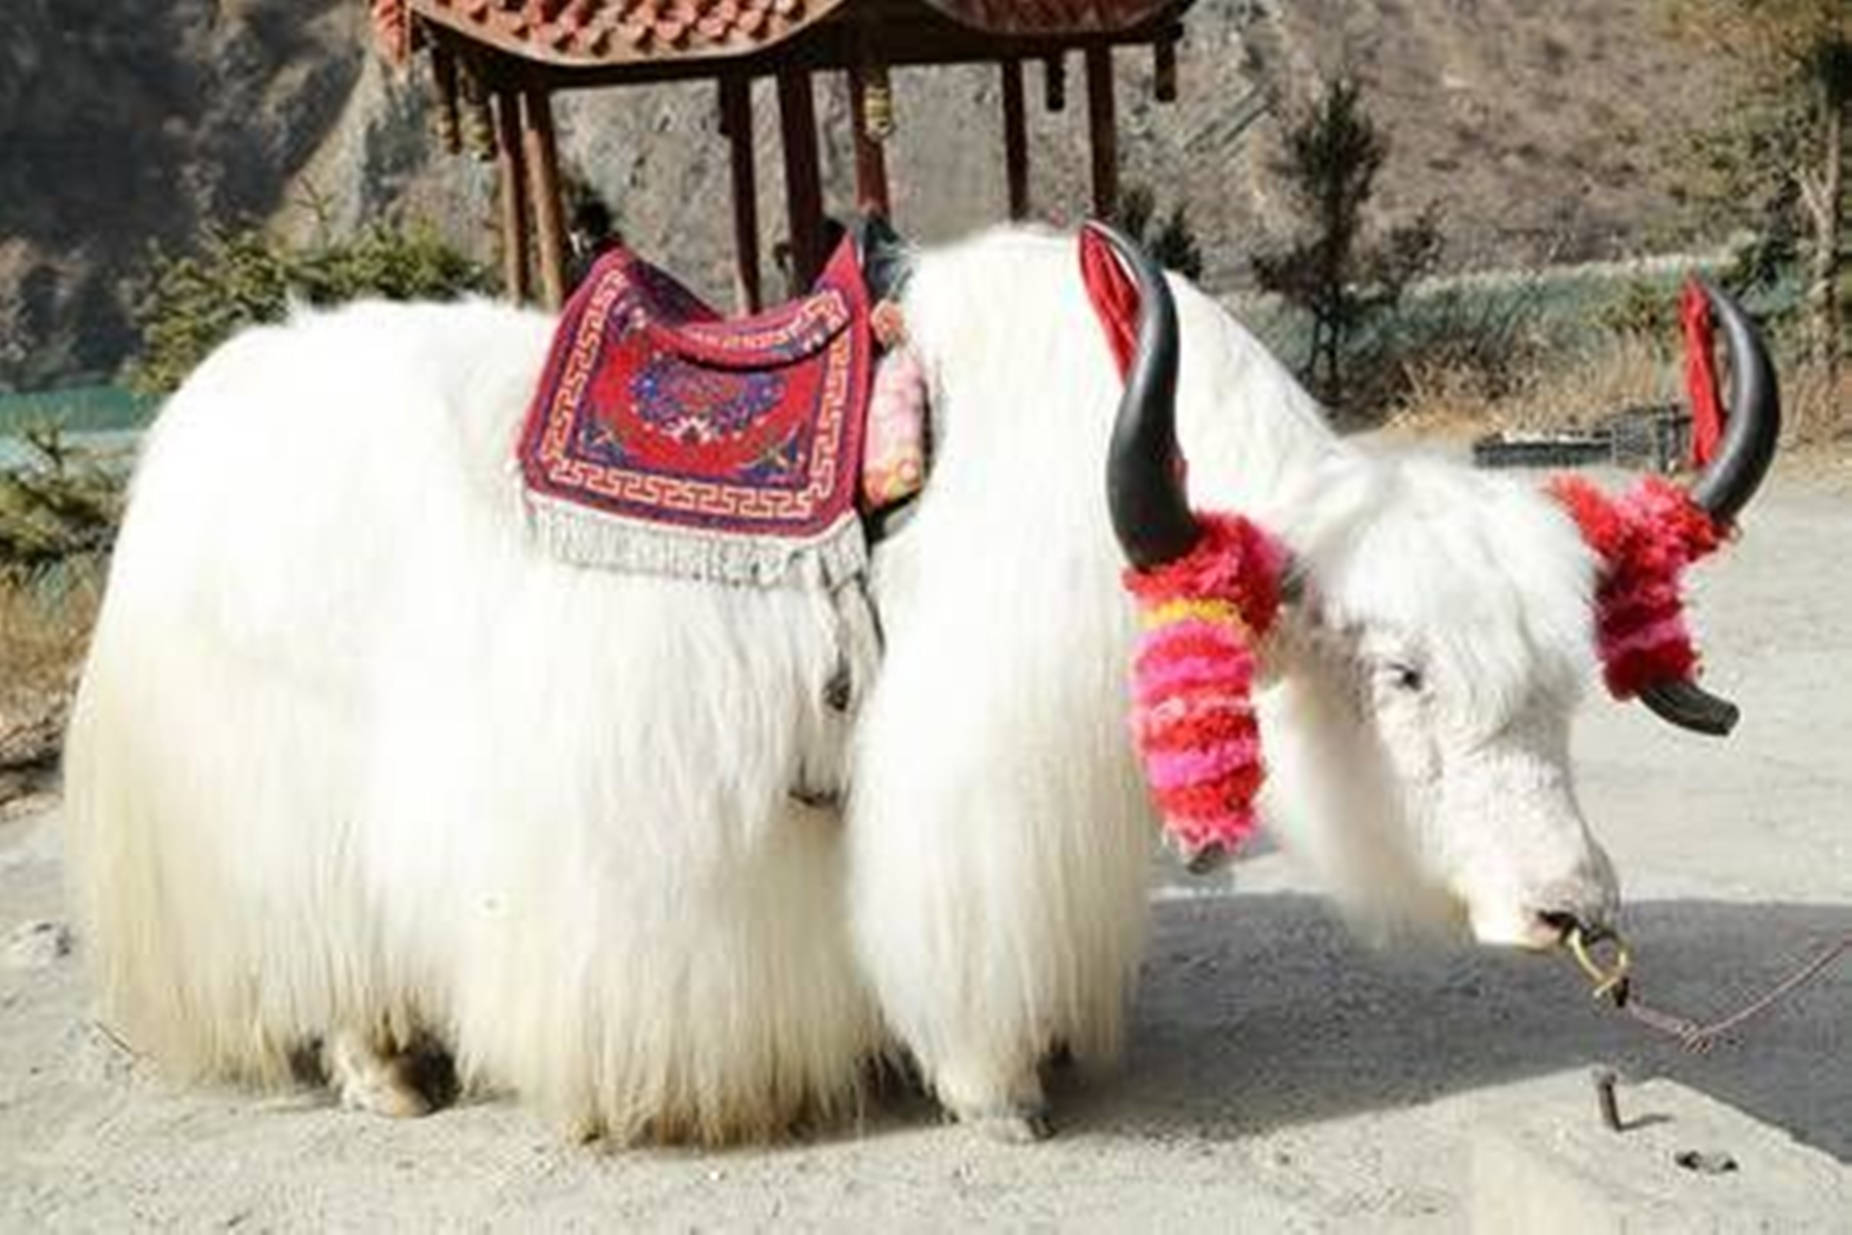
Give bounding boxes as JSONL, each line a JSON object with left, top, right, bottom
{"left": 370, "top": 0, "right": 1198, "bottom": 311}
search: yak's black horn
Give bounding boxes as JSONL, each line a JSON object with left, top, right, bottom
{"left": 1636, "top": 281, "right": 1780, "bottom": 738}
{"left": 1095, "top": 222, "right": 1199, "bottom": 570}
{"left": 1640, "top": 677, "right": 1740, "bottom": 737}
{"left": 1688, "top": 280, "right": 1781, "bottom": 526}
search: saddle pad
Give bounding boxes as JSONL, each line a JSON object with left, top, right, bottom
{"left": 518, "top": 237, "right": 873, "bottom": 587}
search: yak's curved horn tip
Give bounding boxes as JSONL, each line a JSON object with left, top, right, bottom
{"left": 1639, "top": 678, "right": 1740, "bottom": 737}
{"left": 1186, "top": 843, "right": 1231, "bottom": 875}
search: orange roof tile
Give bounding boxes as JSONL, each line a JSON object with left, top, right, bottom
{"left": 387, "top": 0, "right": 843, "bottom": 64}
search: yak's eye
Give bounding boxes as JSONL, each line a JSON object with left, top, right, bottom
{"left": 1385, "top": 662, "right": 1424, "bottom": 693}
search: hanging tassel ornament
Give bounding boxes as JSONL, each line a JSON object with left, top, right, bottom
{"left": 1044, "top": 54, "right": 1067, "bottom": 112}
{"left": 863, "top": 62, "right": 894, "bottom": 141}
{"left": 429, "top": 40, "right": 463, "bottom": 155}
{"left": 456, "top": 53, "right": 497, "bottom": 162}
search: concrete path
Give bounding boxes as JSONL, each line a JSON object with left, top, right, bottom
{"left": 4, "top": 466, "right": 1849, "bottom": 1230}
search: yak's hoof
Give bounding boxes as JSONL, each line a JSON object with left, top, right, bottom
{"left": 325, "top": 1032, "right": 452, "bottom": 1119}
{"left": 964, "top": 1105, "right": 1054, "bottom": 1144}
{"left": 335, "top": 1061, "right": 432, "bottom": 1118}
{"left": 345, "top": 1074, "right": 432, "bottom": 1119}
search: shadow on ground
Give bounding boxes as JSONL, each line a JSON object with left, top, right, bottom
{"left": 1056, "top": 893, "right": 1852, "bottom": 1161}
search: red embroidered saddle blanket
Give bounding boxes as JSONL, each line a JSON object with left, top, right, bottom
{"left": 518, "top": 236, "right": 873, "bottom": 586}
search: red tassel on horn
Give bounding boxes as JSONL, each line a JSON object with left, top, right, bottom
{"left": 1681, "top": 280, "right": 1725, "bottom": 470}
{"left": 1550, "top": 474, "right": 1721, "bottom": 700}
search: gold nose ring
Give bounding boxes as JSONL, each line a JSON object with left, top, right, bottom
{"left": 1566, "top": 923, "right": 1633, "bottom": 1000}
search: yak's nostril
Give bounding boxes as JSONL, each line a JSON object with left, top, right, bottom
{"left": 1536, "top": 909, "right": 1581, "bottom": 942}
{"left": 1531, "top": 872, "right": 1620, "bottom": 938}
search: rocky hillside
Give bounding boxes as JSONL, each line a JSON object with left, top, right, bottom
{"left": 1, "top": 0, "right": 1730, "bottom": 390}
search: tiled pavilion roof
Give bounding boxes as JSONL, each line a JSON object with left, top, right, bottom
{"left": 370, "top": 0, "right": 1197, "bottom": 310}
{"left": 372, "top": 0, "right": 1184, "bottom": 67}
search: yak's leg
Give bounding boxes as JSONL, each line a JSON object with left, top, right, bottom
{"left": 848, "top": 790, "right": 1049, "bottom": 1137}
{"left": 931, "top": 1053, "right": 1053, "bottom": 1143}
{"left": 847, "top": 627, "right": 1153, "bottom": 1142}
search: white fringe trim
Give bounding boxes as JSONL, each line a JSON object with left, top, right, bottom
{"left": 526, "top": 493, "right": 869, "bottom": 590}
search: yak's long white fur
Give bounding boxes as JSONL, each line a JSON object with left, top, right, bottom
{"left": 65, "top": 224, "right": 1610, "bottom": 1141}
{"left": 66, "top": 300, "right": 878, "bottom": 1141}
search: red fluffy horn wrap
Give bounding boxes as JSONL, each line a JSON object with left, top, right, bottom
{"left": 1082, "top": 225, "right": 1287, "bottom": 859}
{"left": 1549, "top": 473, "right": 1721, "bottom": 701}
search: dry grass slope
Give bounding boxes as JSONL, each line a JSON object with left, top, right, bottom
{"left": 1392, "top": 344, "right": 1851, "bottom": 448}
{"left": 0, "top": 572, "right": 98, "bottom": 803}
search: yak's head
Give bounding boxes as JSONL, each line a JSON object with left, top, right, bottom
{"left": 1092, "top": 225, "right": 1779, "bottom": 949}
{"left": 1256, "top": 456, "right": 1617, "bottom": 947}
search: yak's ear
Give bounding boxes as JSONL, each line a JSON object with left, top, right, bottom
{"left": 1249, "top": 558, "right": 1317, "bottom": 688}
{"left": 1279, "top": 556, "right": 1309, "bottom": 606}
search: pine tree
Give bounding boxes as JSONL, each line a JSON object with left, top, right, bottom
{"left": 1111, "top": 184, "right": 1206, "bottom": 283}
{"left": 1251, "top": 78, "right": 1438, "bottom": 411}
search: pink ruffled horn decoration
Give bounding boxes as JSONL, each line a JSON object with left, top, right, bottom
{"left": 1081, "top": 222, "right": 1287, "bottom": 862}
{"left": 1121, "top": 513, "right": 1286, "bottom": 856}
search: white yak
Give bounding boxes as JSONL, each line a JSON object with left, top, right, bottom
{"left": 62, "top": 224, "right": 1777, "bottom": 1143}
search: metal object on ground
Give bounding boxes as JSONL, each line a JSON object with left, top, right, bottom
{"left": 1470, "top": 406, "right": 1689, "bottom": 475}
{"left": 1592, "top": 1067, "right": 1623, "bottom": 1133}
{"left": 1674, "top": 1149, "right": 1739, "bottom": 1174}
{"left": 1604, "top": 402, "right": 1691, "bottom": 474}
{"left": 1471, "top": 430, "right": 1612, "bottom": 470}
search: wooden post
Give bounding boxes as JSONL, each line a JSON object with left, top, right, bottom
{"left": 1084, "top": 46, "right": 1118, "bottom": 220}
{"left": 521, "top": 86, "right": 568, "bottom": 309}
{"left": 493, "top": 87, "right": 531, "bottom": 303}
{"left": 776, "top": 67, "right": 826, "bottom": 291}
{"left": 1153, "top": 37, "right": 1179, "bottom": 103}
{"left": 1000, "top": 58, "right": 1029, "bottom": 220}
{"left": 719, "top": 74, "right": 762, "bottom": 314}
{"left": 847, "top": 60, "right": 892, "bottom": 217}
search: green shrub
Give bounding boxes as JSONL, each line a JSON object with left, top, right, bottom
{"left": 1249, "top": 78, "right": 1442, "bottom": 415}
{"left": 1391, "top": 280, "right": 1557, "bottom": 396}
{"left": 1111, "top": 184, "right": 1207, "bottom": 283}
{"left": 129, "top": 220, "right": 495, "bottom": 395}
{"left": 1597, "top": 278, "right": 1681, "bottom": 341}
{"left": 0, "top": 424, "right": 109, "bottom": 791}
{"left": 0, "top": 423, "right": 123, "bottom": 580}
